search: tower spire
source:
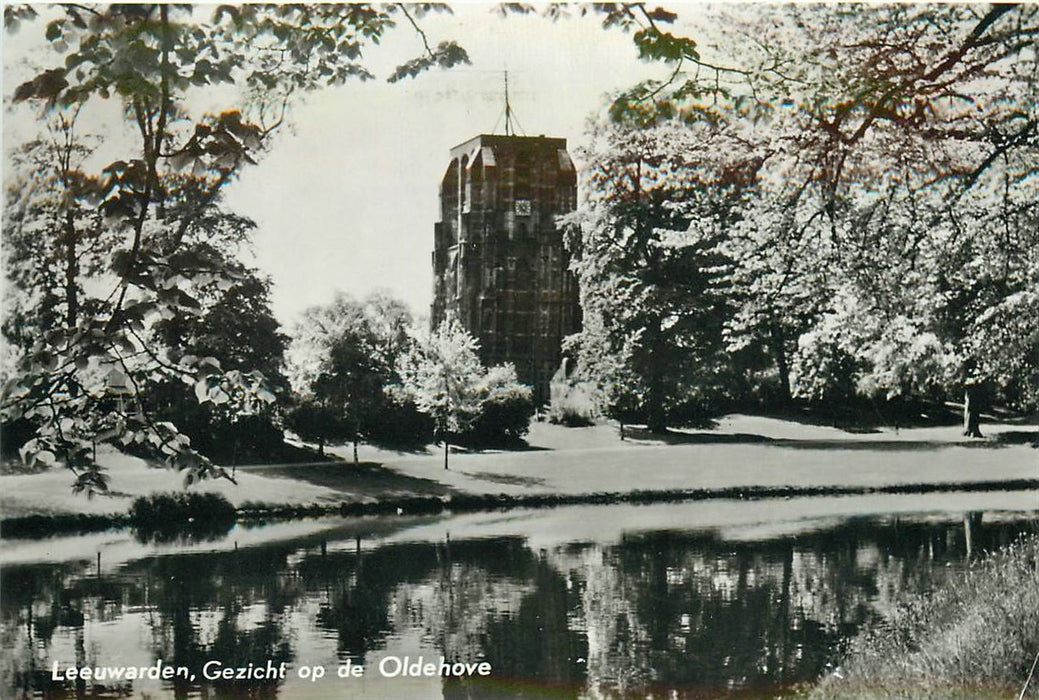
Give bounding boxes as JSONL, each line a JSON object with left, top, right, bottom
{"left": 504, "top": 70, "right": 513, "bottom": 137}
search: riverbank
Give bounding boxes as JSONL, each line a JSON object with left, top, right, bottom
{"left": 1, "top": 415, "right": 1036, "bottom": 537}
{"left": 809, "top": 531, "right": 1039, "bottom": 699}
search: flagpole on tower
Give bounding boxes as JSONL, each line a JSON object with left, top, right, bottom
{"left": 504, "top": 70, "right": 513, "bottom": 136}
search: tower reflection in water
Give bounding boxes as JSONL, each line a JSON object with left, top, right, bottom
{"left": 2, "top": 511, "right": 1034, "bottom": 698}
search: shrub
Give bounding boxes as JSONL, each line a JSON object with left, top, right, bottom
{"left": 665, "top": 396, "right": 719, "bottom": 429}
{"left": 459, "top": 364, "right": 535, "bottom": 445}
{"left": 0, "top": 417, "right": 38, "bottom": 460}
{"left": 366, "top": 393, "right": 434, "bottom": 447}
{"left": 130, "top": 492, "right": 236, "bottom": 543}
{"left": 149, "top": 381, "right": 284, "bottom": 464}
{"left": 465, "top": 383, "right": 535, "bottom": 444}
{"left": 549, "top": 401, "right": 597, "bottom": 427}
{"left": 547, "top": 355, "right": 602, "bottom": 427}
{"left": 790, "top": 331, "right": 862, "bottom": 404}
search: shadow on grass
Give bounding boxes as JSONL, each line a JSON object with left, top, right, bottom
{"left": 458, "top": 471, "right": 548, "bottom": 487}
{"left": 451, "top": 438, "right": 549, "bottom": 454}
{"left": 249, "top": 461, "right": 453, "bottom": 498}
{"left": 770, "top": 439, "right": 1011, "bottom": 451}
{"left": 622, "top": 427, "right": 774, "bottom": 445}
{"left": 621, "top": 427, "right": 1015, "bottom": 451}
{"left": 363, "top": 437, "right": 437, "bottom": 456}
{"left": 758, "top": 400, "right": 963, "bottom": 432}
{"left": 994, "top": 430, "right": 1039, "bottom": 447}
{"left": 211, "top": 440, "right": 343, "bottom": 467}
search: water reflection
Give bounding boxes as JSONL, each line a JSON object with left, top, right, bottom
{"left": 2, "top": 509, "right": 1036, "bottom": 699}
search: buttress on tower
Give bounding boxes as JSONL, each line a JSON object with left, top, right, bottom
{"left": 432, "top": 134, "right": 581, "bottom": 403}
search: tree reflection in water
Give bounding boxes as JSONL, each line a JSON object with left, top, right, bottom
{"left": 1, "top": 512, "right": 1035, "bottom": 698}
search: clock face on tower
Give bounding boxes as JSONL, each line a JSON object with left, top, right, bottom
{"left": 515, "top": 199, "right": 531, "bottom": 216}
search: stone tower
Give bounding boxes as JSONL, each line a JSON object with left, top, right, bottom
{"left": 431, "top": 134, "right": 581, "bottom": 403}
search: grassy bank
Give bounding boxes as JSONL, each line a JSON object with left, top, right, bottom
{"left": 4, "top": 478, "right": 1037, "bottom": 539}
{"left": 810, "top": 532, "right": 1039, "bottom": 699}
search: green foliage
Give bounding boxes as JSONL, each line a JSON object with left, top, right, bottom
{"left": 2, "top": 4, "right": 466, "bottom": 490}
{"left": 129, "top": 490, "right": 236, "bottom": 524}
{"left": 394, "top": 320, "right": 538, "bottom": 463}
{"left": 366, "top": 393, "right": 434, "bottom": 447}
{"left": 573, "top": 4, "right": 1039, "bottom": 420}
{"left": 631, "top": 28, "right": 698, "bottom": 63}
{"left": 548, "top": 376, "right": 600, "bottom": 427}
{"left": 285, "top": 291, "right": 412, "bottom": 456}
{"left": 283, "top": 397, "right": 348, "bottom": 454}
{"left": 562, "top": 118, "right": 738, "bottom": 432}
{"left": 461, "top": 364, "right": 535, "bottom": 445}
{"left": 388, "top": 41, "right": 470, "bottom": 83}
{"left": 395, "top": 318, "right": 485, "bottom": 440}
{"left": 468, "top": 390, "right": 533, "bottom": 442}
{"left": 148, "top": 267, "right": 288, "bottom": 464}
{"left": 154, "top": 269, "right": 288, "bottom": 383}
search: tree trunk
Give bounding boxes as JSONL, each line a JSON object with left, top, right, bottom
{"left": 353, "top": 417, "right": 361, "bottom": 465}
{"left": 646, "top": 319, "right": 668, "bottom": 434}
{"left": 963, "top": 385, "right": 983, "bottom": 438}
{"left": 770, "top": 325, "right": 791, "bottom": 404}
{"left": 647, "top": 397, "right": 667, "bottom": 434}
{"left": 443, "top": 440, "right": 449, "bottom": 470}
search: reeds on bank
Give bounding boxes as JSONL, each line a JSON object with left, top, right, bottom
{"left": 811, "top": 530, "right": 1039, "bottom": 699}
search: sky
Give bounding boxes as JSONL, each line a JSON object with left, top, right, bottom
{"left": 225, "top": 5, "right": 690, "bottom": 326}
{"left": 2, "top": 3, "right": 711, "bottom": 327}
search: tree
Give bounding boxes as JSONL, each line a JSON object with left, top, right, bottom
{"left": 149, "top": 265, "right": 288, "bottom": 466}
{"left": 752, "top": 4, "right": 1039, "bottom": 430}
{"left": 2, "top": 3, "right": 469, "bottom": 491}
{"left": 285, "top": 291, "right": 411, "bottom": 461}
{"left": 596, "top": 3, "right": 1039, "bottom": 431}
{"left": 395, "top": 319, "right": 484, "bottom": 469}
{"left": 562, "top": 118, "right": 738, "bottom": 432}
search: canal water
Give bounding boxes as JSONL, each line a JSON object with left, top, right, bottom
{"left": 2, "top": 491, "right": 1037, "bottom": 699}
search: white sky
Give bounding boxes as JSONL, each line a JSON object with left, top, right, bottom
{"left": 2, "top": 3, "right": 710, "bottom": 327}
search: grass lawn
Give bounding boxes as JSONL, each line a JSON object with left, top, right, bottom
{"left": 344, "top": 416, "right": 1038, "bottom": 499}
{"left": 0, "top": 447, "right": 342, "bottom": 518}
{"left": 1, "top": 415, "right": 1035, "bottom": 519}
